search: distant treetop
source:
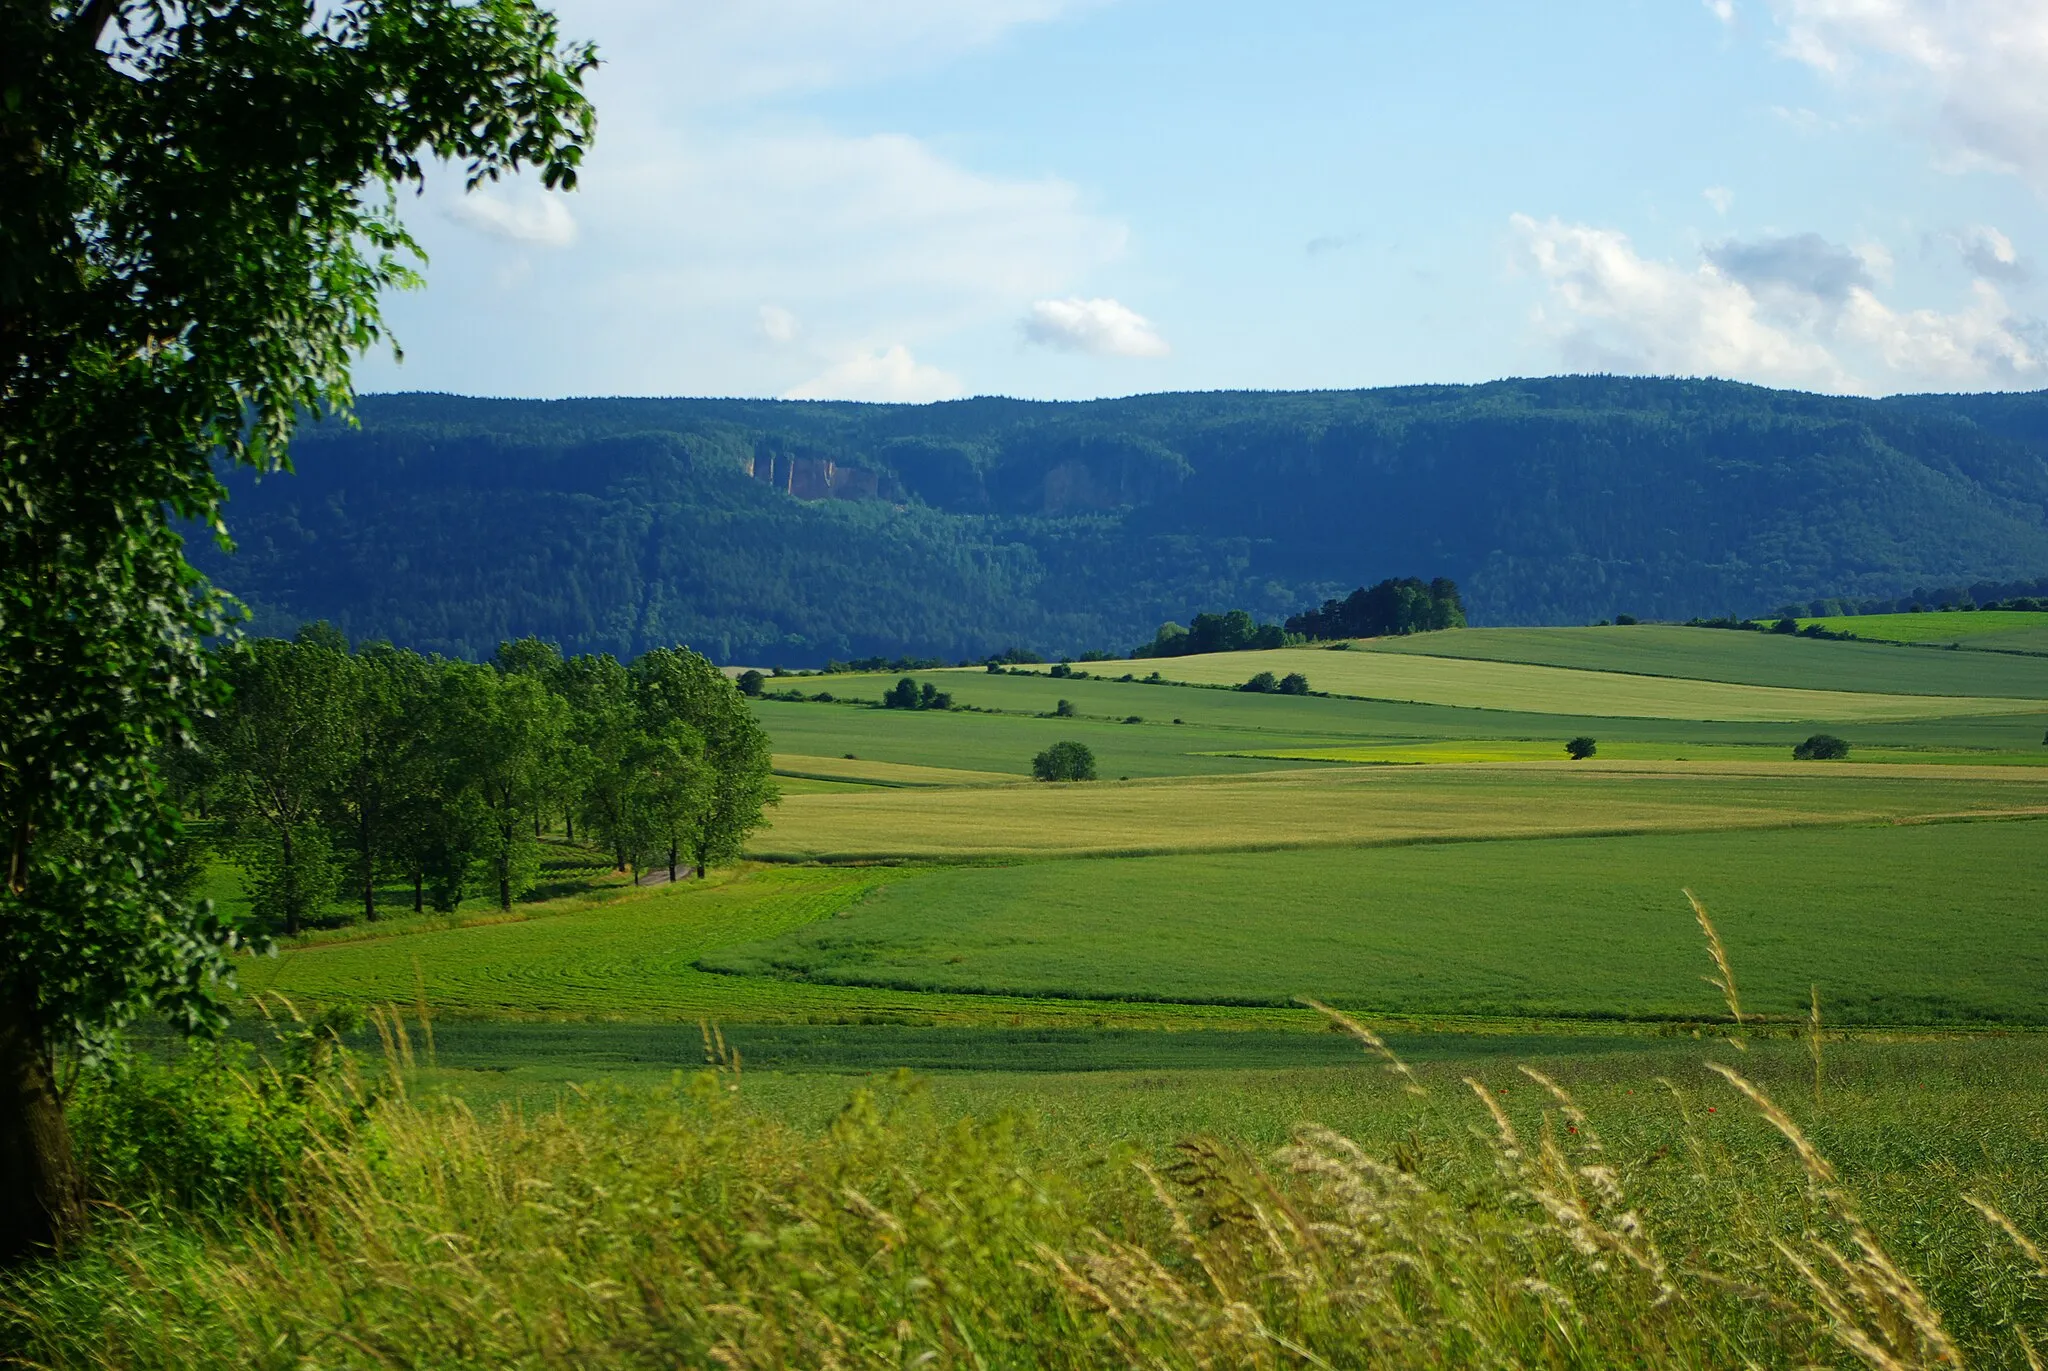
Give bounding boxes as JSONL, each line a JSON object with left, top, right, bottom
{"left": 1287, "top": 578, "right": 1466, "bottom": 640}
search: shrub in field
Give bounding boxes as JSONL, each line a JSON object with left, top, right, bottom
{"left": 1567, "top": 735, "right": 1598, "bottom": 759}
{"left": 736, "top": 670, "right": 765, "bottom": 697}
{"left": 1794, "top": 733, "right": 1850, "bottom": 760}
{"left": 1054, "top": 699, "right": 1076, "bottom": 717}
{"left": 69, "top": 1009, "right": 370, "bottom": 1218}
{"left": 1277, "top": 672, "right": 1309, "bottom": 695}
{"left": 1033, "top": 741, "right": 1097, "bottom": 781}
{"left": 1239, "top": 671, "right": 1279, "bottom": 693}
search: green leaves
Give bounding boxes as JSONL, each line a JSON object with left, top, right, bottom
{"left": 1, "top": 0, "right": 597, "bottom": 1060}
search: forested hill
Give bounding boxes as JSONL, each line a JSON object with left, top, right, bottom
{"left": 191, "top": 376, "right": 2048, "bottom": 665}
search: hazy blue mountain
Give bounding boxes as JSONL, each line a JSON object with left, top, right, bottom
{"left": 190, "top": 376, "right": 2048, "bottom": 664}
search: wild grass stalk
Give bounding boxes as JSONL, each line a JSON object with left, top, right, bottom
{"left": 9, "top": 896, "right": 2048, "bottom": 1368}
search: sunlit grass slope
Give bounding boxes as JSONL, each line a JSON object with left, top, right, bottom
{"left": 236, "top": 866, "right": 1285, "bottom": 1029}
{"left": 710, "top": 819, "right": 2048, "bottom": 1025}
{"left": 746, "top": 760, "right": 2048, "bottom": 861}
{"left": 1366, "top": 623, "right": 2048, "bottom": 695}
{"left": 1799, "top": 609, "right": 2048, "bottom": 647}
{"left": 1015, "top": 648, "right": 2042, "bottom": 721}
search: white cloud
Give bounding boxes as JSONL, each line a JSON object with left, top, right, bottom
{"left": 575, "top": 0, "right": 1094, "bottom": 109}
{"left": 443, "top": 192, "right": 579, "bottom": 248}
{"left": 782, "top": 344, "right": 964, "bottom": 402}
{"left": 1955, "top": 224, "right": 2026, "bottom": 280}
{"left": 758, "top": 304, "right": 801, "bottom": 344}
{"left": 1021, "top": 297, "right": 1170, "bottom": 357}
{"left": 1703, "top": 185, "right": 1734, "bottom": 215}
{"left": 1703, "top": 0, "right": 1737, "bottom": 26}
{"left": 1512, "top": 213, "right": 2041, "bottom": 392}
{"left": 1768, "top": 0, "right": 2048, "bottom": 194}
{"left": 349, "top": 0, "right": 1133, "bottom": 398}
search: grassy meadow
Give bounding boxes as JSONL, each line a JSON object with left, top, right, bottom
{"left": 20, "top": 622, "right": 2048, "bottom": 1370}
{"left": 1796, "top": 608, "right": 2048, "bottom": 649}
{"left": 1368, "top": 620, "right": 2048, "bottom": 693}
{"left": 1012, "top": 643, "right": 2044, "bottom": 719}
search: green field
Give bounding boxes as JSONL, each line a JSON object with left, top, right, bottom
{"left": 215, "top": 626, "right": 2048, "bottom": 1059}
{"left": 753, "top": 675, "right": 2048, "bottom": 773}
{"left": 748, "top": 760, "right": 2048, "bottom": 860}
{"left": 708, "top": 821, "right": 2048, "bottom": 1025}
{"left": 1797, "top": 609, "right": 2048, "bottom": 648}
{"left": 1370, "top": 622, "right": 2048, "bottom": 694}
{"left": 1014, "top": 646, "right": 2044, "bottom": 720}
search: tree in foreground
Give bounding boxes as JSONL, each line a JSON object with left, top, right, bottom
{"left": 0, "top": 0, "right": 595, "bottom": 1261}
{"left": 1793, "top": 734, "right": 1849, "bottom": 761}
{"left": 1033, "top": 741, "right": 1097, "bottom": 782}
{"left": 1566, "top": 736, "right": 1598, "bottom": 760}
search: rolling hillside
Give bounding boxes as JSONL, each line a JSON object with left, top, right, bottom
{"left": 193, "top": 376, "right": 2048, "bottom": 663}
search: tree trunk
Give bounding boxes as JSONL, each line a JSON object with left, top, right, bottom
{"left": 412, "top": 871, "right": 424, "bottom": 913}
{"left": 0, "top": 986, "right": 85, "bottom": 1266}
{"left": 281, "top": 827, "right": 300, "bottom": 936}
{"left": 564, "top": 811, "right": 574, "bottom": 843}
{"left": 360, "top": 814, "right": 376, "bottom": 923}
{"left": 667, "top": 842, "right": 677, "bottom": 884}
{"left": 695, "top": 861, "right": 706, "bottom": 879}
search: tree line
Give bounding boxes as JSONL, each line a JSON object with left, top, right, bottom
{"left": 1285, "top": 578, "right": 1466, "bottom": 640}
{"left": 177, "top": 629, "right": 776, "bottom": 936}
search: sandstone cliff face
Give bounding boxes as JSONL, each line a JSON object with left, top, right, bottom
{"left": 753, "top": 446, "right": 880, "bottom": 501}
{"left": 790, "top": 456, "right": 833, "bottom": 500}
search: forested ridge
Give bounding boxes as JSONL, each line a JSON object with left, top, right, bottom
{"left": 191, "top": 376, "right": 2048, "bottom": 664}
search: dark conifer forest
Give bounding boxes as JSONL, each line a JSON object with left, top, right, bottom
{"left": 191, "top": 376, "right": 2048, "bottom": 663}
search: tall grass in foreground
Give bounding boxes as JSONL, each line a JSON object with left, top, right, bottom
{"left": 7, "top": 983, "right": 2048, "bottom": 1363}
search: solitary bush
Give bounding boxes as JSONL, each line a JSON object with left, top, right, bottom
{"left": 1278, "top": 672, "right": 1309, "bottom": 695}
{"left": 1566, "top": 736, "right": 1597, "bottom": 760}
{"left": 1794, "top": 733, "right": 1850, "bottom": 760}
{"left": 1614, "top": 613, "right": 1638, "bottom": 625}
{"left": 1772, "top": 616, "right": 1800, "bottom": 635}
{"left": 1240, "top": 671, "right": 1279, "bottom": 693}
{"left": 736, "top": 669, "right": 764, "bottom": 697}
{"left": 1032, "top": 740, "right": 1096, "bottom": 781}
{"left": 1054, "top": 698, "right": 1076, "bottom": 717}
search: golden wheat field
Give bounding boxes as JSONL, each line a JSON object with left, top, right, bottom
{"left": 1021, "top": 647, "right": 2044, "bottom": 720}
{"left": 746, "top": 759, "right": 2048, "bottom": 861}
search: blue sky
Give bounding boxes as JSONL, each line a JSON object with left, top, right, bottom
{"left": 356, "top": 0, "right": 2048, "bottom": 402}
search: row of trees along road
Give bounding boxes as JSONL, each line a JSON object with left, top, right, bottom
{"left": 0, "top": 0, "right": 598, "bottom": 1261}
{"left": 186, "top": 631, "right": 776, "bottom": 936}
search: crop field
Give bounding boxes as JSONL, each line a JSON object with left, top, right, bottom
{"left": 1016, "top": 646, "right": 2045, "bottom": 720}
{"left": 238, "top": 864, "right": 1293, "bottom": 1029}
{"left": 1797, "top": 609, "right": 2048, "bottom": 648}
{"left": 754, "top": 677, "right": 2048, "bottom": 771}
{"left": 1221, "top": 739, "right": 2048, "bottom": 765}
{"left": 708, "top": 821, "right": 2048, "bottom": 1025}
{"left": 745, "top": 759, "right": 2048, "bottom": 860}
{"left": 772, "top": 753, "right": 1016, "bottom": 787}
{"left": 216, "top": 625, "right": 2048, "bottom": 1100}
{"left": 1366, "top": 623, "right": 2048, "bottom": 695}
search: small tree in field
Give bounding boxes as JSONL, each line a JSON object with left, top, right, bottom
{"left": 1240, "top": 671, "right": 1279, "bottom": 693}
{"left": 1566, "top": 736, "right": 1598, "bottom": 760}
{"left": 1033, "top": 741, "right": 1097, "bottom": 782}
{"left": 1278, "top": 672, "right": 1310, "bottom": 695}
{"left": 1793, "top": 734, "right": 1849, "bottom": 761}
